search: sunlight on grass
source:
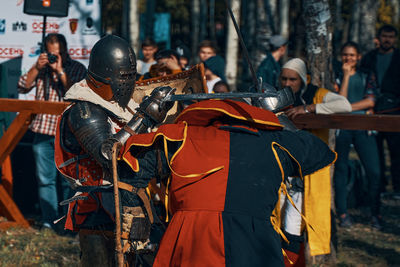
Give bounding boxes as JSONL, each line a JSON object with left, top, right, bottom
{"left": 0, "top": 227, "right": 79, "bottom": 267}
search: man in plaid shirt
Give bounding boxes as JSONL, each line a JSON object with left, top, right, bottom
{"left": 18, "top": 33, "right": 87, "bottom": 230}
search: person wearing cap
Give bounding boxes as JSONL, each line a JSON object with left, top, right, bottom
{"left": 204, "top": 55, "right": 226, "bottom": 93}
{"left": 279, "top": 58, "right": 351, "bottom": 266}
{"left": 282, "top": 58, "right": 351, "bottom": 118}
{"left": 256, "top": 35, "right": 288, "bottom": 88}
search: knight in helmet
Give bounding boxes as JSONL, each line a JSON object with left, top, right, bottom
{"left": 54, "top": 35, "right": 174, "bottom": 266}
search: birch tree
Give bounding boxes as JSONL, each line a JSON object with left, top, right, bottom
{"left": 303, "top": 2, "right": 336, "bottom": 266}
{"left": 303, "top": 0, "right": 333, "bottom": 89}
{"left": 225, "top": 0, "right": 241, "bottom": 91}
{"left": 129, "top": 0, "right": 140, "bottom": 53}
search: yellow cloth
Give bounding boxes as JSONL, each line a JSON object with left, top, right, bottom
{"left": 272, "top": 87, "right": 335, "bottom": 256}
{"left": 305, "top": 87, "right": 333, "bottom": 256}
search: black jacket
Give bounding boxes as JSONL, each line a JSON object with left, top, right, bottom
{"left": 360, "top": 48, "right": 400, "bottom": 97}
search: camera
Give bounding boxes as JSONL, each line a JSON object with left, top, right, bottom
{"left": 47, "top": 53, "right": 57, "bottom": 64}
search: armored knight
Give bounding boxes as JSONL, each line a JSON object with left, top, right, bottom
{"left": 54, "top": 35, "right": 174, "bottom": 266}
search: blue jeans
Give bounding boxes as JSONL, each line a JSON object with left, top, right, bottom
{"left": 32, "top": 133, "right": 70, "bottom": 225}
{"left": 334, "top": 130, "right": 381, "bottom": 216}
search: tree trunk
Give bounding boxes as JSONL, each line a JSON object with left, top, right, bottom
{"left": 254, "top": 0, "right": 271, "bottom": 69}
{"left": 209, "top": 0, "right": 216, "bottom": 42}
{"left": 358, "top": 0, "right": 379, "bottom": 54}
{"left": 349, "top": 0, "right": 360, "bottom": 44}
{"left": 291, "top": 0, "right": 306, "bottom": 58}
{"left": 265, "top": 0, "right": 277, "bottom": 34}
{"left": 200, "top": 0, "right": 207, "bottom": 42}
{"left": 390, "top": 0, "right": 400, "bottom": 25}
{"left": 303, "top": 0, "right": 334, "bottom": 90}
{"left": 349, "top": 0, "right": 378, "bottom": 54}
{"left": 303, "top": 3, "right": 336, "bottom": 265}
{"left": 239, "top": 0, "right": 257, "bottom": 91}
{"left": 191, "top": 0, "right": 200, "bottom": 62}
{"left": 122, "top": 0, "right": 129, "bottom": 41}
{"left": 333, "top": 0, "right": 343, "bottom": 59}
{"left": 279, "top": 0, "right": 290, "bottom": 39}
{"left": 225, "top": 0, "right": 241, "bottom": 91}
{"left": 129, "top": 0, "right": 140, "bottom": 53}
{"left": 145, "top": 0, "right": 156, "bottom": 38}
{"left": 279, "top": 0, "right": 290, "bottom": 62}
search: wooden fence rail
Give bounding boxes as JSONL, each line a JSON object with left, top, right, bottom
{"left": 293, "top": 113, "right": 400, "bottom": 132}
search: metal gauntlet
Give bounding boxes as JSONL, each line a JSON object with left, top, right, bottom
{"left": 251, "top": 85, "right": 299, "bottom": 131}
{"left": 101, "top": 113, "right": 148, "bottom": 160}
{"left": 137, "top": 86, "right": 176, "bottom": 125}
{"left": 101, "top": 86, "right": 176, "bottom": 160}
{"left": 252, "top": 86, "right": 295, "bottom": 113}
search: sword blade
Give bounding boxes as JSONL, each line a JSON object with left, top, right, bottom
{"left": 163, "top": 92, "right": 278, "bottom": 102}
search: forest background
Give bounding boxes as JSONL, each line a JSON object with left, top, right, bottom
{"left": 102, "top": 0, "right": 400, "bottom": 91}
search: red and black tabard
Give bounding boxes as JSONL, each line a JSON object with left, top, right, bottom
{"left": 54, "top": 105, "right": 115, "bottom": 231}
{"left": 122, "top": 100, "right": 291, "bottom": 266}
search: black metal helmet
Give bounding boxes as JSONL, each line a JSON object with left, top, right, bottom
{"left": 88, "top": 35, "right": 137, "bottom": 108}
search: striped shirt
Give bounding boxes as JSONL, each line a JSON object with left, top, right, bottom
{"left": 18, "top": 58, "right": 87, "bottom": 136}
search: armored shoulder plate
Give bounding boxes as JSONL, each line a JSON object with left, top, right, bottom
{"left": 67, "top": 101, "right": 113, "bottom": 167}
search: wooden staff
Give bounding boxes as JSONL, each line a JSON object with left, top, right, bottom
{"left": 112, "top": 142, "right": 124, "bottom": 267}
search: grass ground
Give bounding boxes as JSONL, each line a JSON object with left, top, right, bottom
{"left": 0, "top": 225, "right": 79, "bottom": 267}
{"left": 0, "top": 198, "right": 399, "bottom": 266}
{"left": 336, "top": 195, "right": 400, "bottom": 267}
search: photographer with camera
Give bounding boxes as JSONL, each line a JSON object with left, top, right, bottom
{"left": 18, "top": 33, "right": 87, "bottom": 231}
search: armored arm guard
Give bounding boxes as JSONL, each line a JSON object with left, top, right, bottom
{"left": 101, "top": 86, "right": 176, "bottom": 160}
